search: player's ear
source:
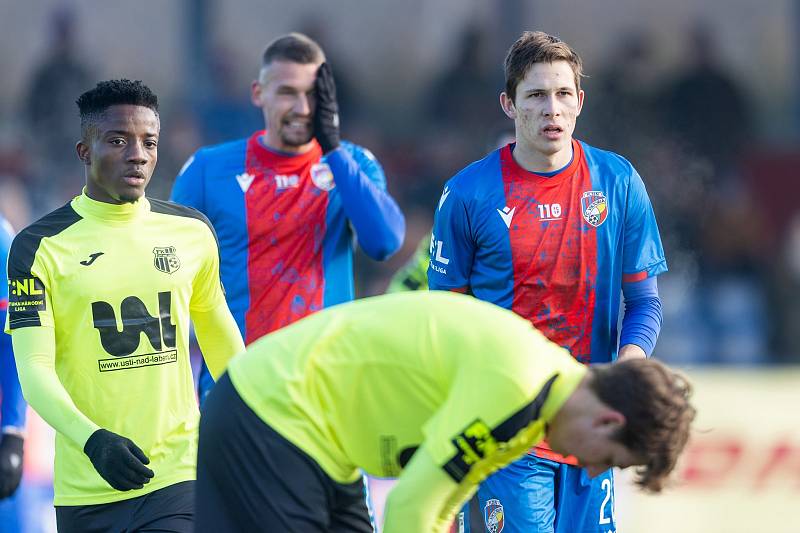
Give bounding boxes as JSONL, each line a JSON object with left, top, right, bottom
{"left": 576, "top": 89, "right": 585, "bottom": 116}
{"left": 76, "top": 141, "right": 91, "bottom": 166}
{"left": 250, "top": 79, "right": 263, "bottom": 108}
{"left": 594, "top": 409, "right": 625, "bottom": 436}
{"left": 500, "top": 92, "right": 517, "bottom": 120}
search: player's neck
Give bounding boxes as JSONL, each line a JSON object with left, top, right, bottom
{"left": 259, "top": 132, "right": 315, "bottom": 156}
{"left": 512, "top": 142, "right": 573, "bottom": 174}
{"left": 545, "top": 374, "right": 592, "bottom": 454}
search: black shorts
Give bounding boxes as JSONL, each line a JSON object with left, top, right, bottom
{"left": 55, "top": 480, "right": 194, "bottom": 533}
{"left": 196, "top": 373, "right": 372, "bottom": 533}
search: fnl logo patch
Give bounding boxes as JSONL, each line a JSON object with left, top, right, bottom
{"left": 7, "top": 277, "right": 46, "bottom": 312}
{"left": 484, "top": 498, "right": 505, "bottom": 533}
{"left": 581, "top": 191, "right": 608, "bottom": 227}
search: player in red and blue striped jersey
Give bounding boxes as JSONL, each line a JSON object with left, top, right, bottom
{"left": 0, "top": 214, "right": 27, "bottom": 504}
{"left": 429, "top": 31, "right": 666, "bottom": 533}
{"left": 171, "top": 33, "right": 405, "bottom": 404}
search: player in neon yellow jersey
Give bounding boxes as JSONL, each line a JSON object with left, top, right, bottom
{"left": 5, "top": 80, "right": 244, "bottom": 532}
{"left": 386, "top": 232, "right": 431, "bottom": 293}
{"left": 196, "top": 291, "right": 695, "bottom": 532}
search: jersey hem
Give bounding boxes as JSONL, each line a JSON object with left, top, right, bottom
{"left": 52, "top": 471, "right": 195, "bottom": 507}
{"left": 427, "top": 282, "right": 469, "bottom": 292}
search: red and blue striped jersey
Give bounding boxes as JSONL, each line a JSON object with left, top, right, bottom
{"left": 429, "top": 140, "right": 666, "bottom": 365}
{"left": 172, "top": 132, "right": 403, "bottom": 344}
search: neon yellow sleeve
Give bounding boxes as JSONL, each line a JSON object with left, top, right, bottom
{"left": 386, "top": 233, "right": 431, "bottom": 293}
{"left": 382, "top": 447, "right": 467, "bottom": 533}
{"left": 192, "top": 304, "right": 245, "bottom": 380}
{"left": 11, "top": 327, "right": 99, "bottom": 448}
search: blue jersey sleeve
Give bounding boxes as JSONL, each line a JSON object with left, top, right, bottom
{"left": 620, "top": 277, "right": 663, "bottom": 356}
{"left": 428, "top": 184, "right": 474, "bottom": 291}
{"left": 622, "top": 168, "right": 667, "bottom": 281}
{"left": 326, "top": 144, "right": 405, "bottom": 261}
{"left": 1, "top": 221, "right": 26, "bottom": 431}
{"left": 170, "top": 151, "right": 206, "bottom": 210}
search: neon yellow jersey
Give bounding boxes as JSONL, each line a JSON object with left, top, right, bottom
{"left": 229, "top": 291, "right": 586, "bottom": 486}
{"left": 5, "top": 193, "right": 227, "bottom": 505}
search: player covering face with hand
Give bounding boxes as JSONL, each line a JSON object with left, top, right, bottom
{"left": 195, "top": 291, "right": 695, "bottom": 533}
{"left": 171, "top": 33, "right": 404, "bottom": 406}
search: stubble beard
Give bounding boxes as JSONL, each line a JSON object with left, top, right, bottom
{"left": 280, "top": 126, "right": 314, "bottom": 149}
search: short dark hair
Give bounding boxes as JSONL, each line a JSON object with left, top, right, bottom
{"left": 261, "top": 32, "right": 325, "bottom": 67}
{"left": 504, "top": 31, "right": 584, "bottom": 102}
{"left": 589, "top": 358, "right": 696, "bottom": 492}
{"left": 76, "top": 79, "right": 159, "bottom": 139}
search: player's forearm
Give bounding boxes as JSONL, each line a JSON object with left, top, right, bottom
{"left": 383, "top": 504, "right": 452, "bottom": 533}
{"left": 383, "top": 486, "right": 454, "bottom": 533}
{"left": 383, "top": 448, "right": 461, "bottom": 533}
{"left": 619, "top": 277, "right": 663, "bottom": 357}
{"left": 326, "top": 149, "right": 405, "bottom": 260}
{"left": 11, "top": 327, "right": 98, "bottom": 447}
{"left": 192, "top": 305, "right": 245, "bottom": 380}
{"left": 617, "top": 344, "right": 647, "bottom": 361}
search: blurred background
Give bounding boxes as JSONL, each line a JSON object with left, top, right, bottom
{"left": 0, "top": 1, "right": 798, "bottom": 532}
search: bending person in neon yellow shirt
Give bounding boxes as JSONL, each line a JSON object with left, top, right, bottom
{"left": 5, "top": 80, "right": 244, "bottom": 532}
{"left": 196, "top": 291, "right": 695, "bottom": 533}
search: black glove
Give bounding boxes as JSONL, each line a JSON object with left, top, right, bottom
{"left": 0, "top": 433, "right": 24, "bottom": 499}
{"left": 83, "top": 429, "right": 154, "bottom": 491}
{"left": 313, "top": 62, "right": 341, "bottom": 154}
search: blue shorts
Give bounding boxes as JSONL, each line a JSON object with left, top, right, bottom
{"left": 458, "top": 454, "right": 616, "bottom": 533}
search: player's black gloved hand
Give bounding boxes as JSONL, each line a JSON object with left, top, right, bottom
{"left": 313, "top": 62, "right": 341, "bottom": 154}
{"left": 83, "top": 429, "right": 154, "bottom": 491}
{"left": 0, "top": 433, "right": 24, "bottom": 499}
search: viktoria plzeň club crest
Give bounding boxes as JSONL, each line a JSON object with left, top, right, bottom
{"left": 153, "top": 246, "right": 180, "bottom": 274}
{"left": 581, "top": 190, "right": 609, "bottom": 227}
{"left": 484, "top": 498, "right": 505, "bottom": 533}
{"left": 310, "top": 163, "right": 335, "bottom": 191}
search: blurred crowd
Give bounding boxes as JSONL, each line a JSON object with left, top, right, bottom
{"left": 1, "top": 8, "right": 798, "bottom": 365}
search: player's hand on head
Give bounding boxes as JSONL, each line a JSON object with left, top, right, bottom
{"left": 313, "top": 62, "right": 341, "bottom": 154}
{"left": 83, "top": 429, "right": 154, "bottom": 491}
{"left": 0, "top": 433, "right": 24, "bottom": 499}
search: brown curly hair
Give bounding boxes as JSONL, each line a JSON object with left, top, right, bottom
{"left": 589, "top": 358, "right": 696, "bottom": 492}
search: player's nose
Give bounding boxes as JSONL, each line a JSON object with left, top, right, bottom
{"left": 541, "top": 95, "right": 559, "bottom": 117}
{"left": 294, "top": 93, "right": 312, "bottom": 115}
{"left": 126, "top": 141, "right": 149, "bottom": 164}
